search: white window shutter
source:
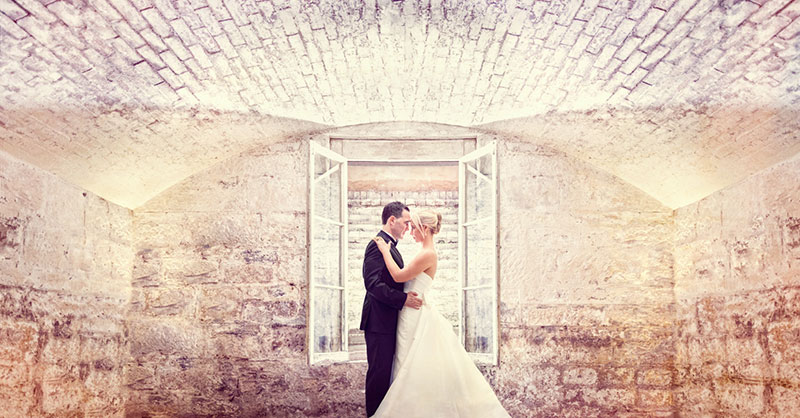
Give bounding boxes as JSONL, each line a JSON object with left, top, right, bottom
{"left": 308, "top": 141, "right": 349, "bottom": 364}
{"left": 458, "top": 141, "right": 498, "bottom": 365}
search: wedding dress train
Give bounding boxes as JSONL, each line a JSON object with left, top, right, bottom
{"left": 373, "top": 272, "right": 510, "bottom": 418}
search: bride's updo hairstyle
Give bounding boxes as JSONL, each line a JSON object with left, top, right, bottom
{"left": 411, "top": 210, "right": 442, "bottom": 238}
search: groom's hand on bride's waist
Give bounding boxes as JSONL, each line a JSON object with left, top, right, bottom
{"left": 404, "top": 291, "right": 423, "bottom": 310}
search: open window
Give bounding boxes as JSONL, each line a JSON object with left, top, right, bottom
{"left": 308, "top": 141, "right": 349, "bottom": 364}
{"left": 308, "top": 139, "right": 499, "bottom": 366}
{"left": 458, "top": 141, "right": 498, "bottom": 364}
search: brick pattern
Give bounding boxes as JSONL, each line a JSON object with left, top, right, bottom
{"left": 1, "top": 1, "right": 799, "bottom": 210}
{"left": 1, "top": 0, "right": 797, "bottom": 123}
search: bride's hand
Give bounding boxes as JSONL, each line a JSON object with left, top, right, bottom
{"left": 373, "top": 236, "right": 390, "bottom": 253}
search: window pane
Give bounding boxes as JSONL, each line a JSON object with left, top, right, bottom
{"left": 476, "top": 152, "right": 493, "bottom": 177}
{"left": 464, "top": 159, "right": 493, "bottom": 223}
{"left": 313, "top": 151, "right": 333, "bottom": 176}
{"left": 314, "top": 161, "right": 341, "bottom": 221}
{"left": 314, "top": 287, "right": 343, "bottom": 353}
{"left": 463, "top": 288, "right": 493, "bottom": 353}
{"left": 312, "top": 221, "right": 342, "bottom": 286}
{"left": 464, "top": 221, "right": 494, "bottom": 287}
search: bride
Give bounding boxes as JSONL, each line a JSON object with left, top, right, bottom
{"left": 371, "top": 209, "right": 510, "bottom": 417}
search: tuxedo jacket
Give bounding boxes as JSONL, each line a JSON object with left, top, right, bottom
{"left": 359, "top": 230, "right": 407, "bottom": 334}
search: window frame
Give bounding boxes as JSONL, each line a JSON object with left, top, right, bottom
{"left": 307, "top": 138, "right": 499, "bottom": 366}
{"left": 458, "top": 141, "right": 499, "bottom": 365}
{"left": 308, "top": 141, "right": 349, "bottom": 365}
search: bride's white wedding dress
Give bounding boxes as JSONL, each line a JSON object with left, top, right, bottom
{"left": 373, "top": 272, "right": 510, "bottom": 417}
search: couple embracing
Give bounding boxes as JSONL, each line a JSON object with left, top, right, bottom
{"left": 360, "top": 201, "right": 510, "bottom": 417}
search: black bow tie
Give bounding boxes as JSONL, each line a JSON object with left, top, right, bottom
{"left": 381, "top": 232, "right": 397, "bottom": 246}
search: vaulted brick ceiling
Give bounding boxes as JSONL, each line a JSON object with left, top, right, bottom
{"left": 1, "top": 0, "right": 799, "bottom": 209}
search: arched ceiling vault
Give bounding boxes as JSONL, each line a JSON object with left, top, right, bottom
{"left": 1, "top": 0, "right": 798, "bottom": 209}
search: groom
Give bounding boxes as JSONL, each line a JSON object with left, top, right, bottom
{"left": 360, "top": 201, "right": 423, "bottom": 416}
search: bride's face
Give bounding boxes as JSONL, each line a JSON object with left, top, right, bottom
{"left": 410, "top": 222, "right": 424, "bottom": 243}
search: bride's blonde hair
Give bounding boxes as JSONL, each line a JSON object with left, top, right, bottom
{"left": 411, "top": 209, "right": 442, "bottom": 238}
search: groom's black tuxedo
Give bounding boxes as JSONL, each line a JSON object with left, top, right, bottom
{"left": 360, "top": 230, "right": 407, "bottom": 333}
{"left": 360, "top": 230, "right": 407, "bottom": 416}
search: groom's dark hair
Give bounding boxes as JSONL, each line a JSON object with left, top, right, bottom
{"left": 382, "top": 201, "right": 409, "bottom": 225}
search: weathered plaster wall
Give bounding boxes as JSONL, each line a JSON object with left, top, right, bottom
{"left": 497, "top": 139, "right": 676, "bottom": 416}
{"left": 0, "top": 149, "right": 132, "bottom": 417}
{"left": 127, "top": 122, "right": 677, "bottom": 417}
{"left": 674, "top": 152, "right": 800, "bottom": 416}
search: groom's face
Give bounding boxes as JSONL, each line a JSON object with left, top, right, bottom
{"left": 392, "top": 210, "right": 412, "bottom": 240}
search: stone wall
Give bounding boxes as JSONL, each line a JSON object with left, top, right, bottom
{"left": 674, "top": 153, "right": 800, "bottom": 416}
{"left": 127, "top": 121, "right": 679, "bottom": 416}
{"left": 127, "top": 124, "right": 476, "bottom": 416}
{"left": 0, "top": 149, "right": 132, "bottom": 417}
{"left": 497, "top": 139, "right": 676, "bottom": 416}
{"left": 127, "top": 138, "right": 360, "bottom": 417}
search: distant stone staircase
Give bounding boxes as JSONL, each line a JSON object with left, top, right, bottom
{"left": 348, "top": 329, "right": 367, "bottom": 362}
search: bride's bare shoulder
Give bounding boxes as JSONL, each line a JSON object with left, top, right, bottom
{"left": 416, "top": 249, "right": 437, "bottom": 262}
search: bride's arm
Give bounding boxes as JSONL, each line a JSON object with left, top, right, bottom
{"left": 374, "top": 239, "right": 434, "bottom": 283}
